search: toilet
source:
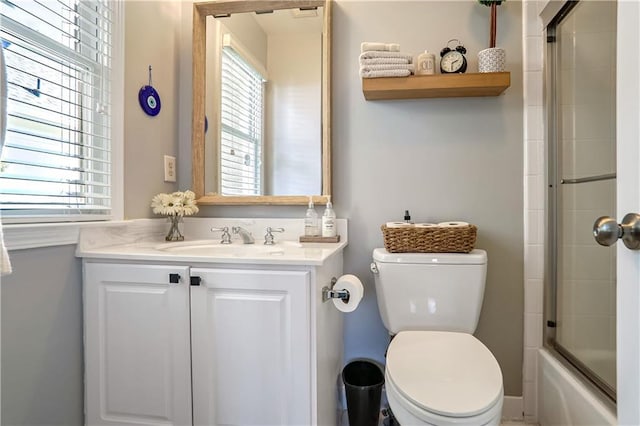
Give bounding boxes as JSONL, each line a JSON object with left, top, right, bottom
{"left": 371, "top": 248, "right": 503, "bottom": 426}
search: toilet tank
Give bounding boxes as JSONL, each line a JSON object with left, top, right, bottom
{"left": 372, "top": 249, "right": 487, "bottom": 335}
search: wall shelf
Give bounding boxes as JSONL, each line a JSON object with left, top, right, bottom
{"left": 362, "top": 72, "right": 510, "bottom": 100}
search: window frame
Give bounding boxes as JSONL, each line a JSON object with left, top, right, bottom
{"left": 1, "top": 0, "right": 123, "bottom": 247}
{"left": 0, "top": 0, "right": 123, "bottom": 226}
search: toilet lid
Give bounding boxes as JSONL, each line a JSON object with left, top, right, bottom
{"left": 386, "top": 331, "right": 503, "bottom": 418}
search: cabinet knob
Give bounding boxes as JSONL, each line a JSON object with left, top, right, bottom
{"left": 169, "top": 273, "right": 181, "bottom": 284}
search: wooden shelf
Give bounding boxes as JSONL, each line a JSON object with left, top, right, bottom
{"left": 362, "top": 72, "right": 510, "bottom": 100}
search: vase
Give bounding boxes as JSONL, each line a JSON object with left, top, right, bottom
{"left": 165, "top": 215, "right": 184, "bottom": 242}
{"left": 478, "top": 47, "right": 506, "bottom": 73}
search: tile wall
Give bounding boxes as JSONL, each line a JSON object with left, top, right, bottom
{"left": 522, "top": 0, "right": 545, "bottom": 423}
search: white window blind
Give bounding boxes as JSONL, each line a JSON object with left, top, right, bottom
{"left": 0, "top": 0, "right": 113, "bottom": 221}
{"left": 220, "top": 46, "right": 265, "bottom": 196}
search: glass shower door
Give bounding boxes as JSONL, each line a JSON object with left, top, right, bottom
{"left": 549, "top": 0, "right": 617, "bottom": 399}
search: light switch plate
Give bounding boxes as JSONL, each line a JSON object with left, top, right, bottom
{"left": 164, "top": 155, "right": 176, "bottom": 182}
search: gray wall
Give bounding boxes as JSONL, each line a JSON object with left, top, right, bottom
{"left": 335, "top": 0, "right": 524, "bottom": 396}
{"left": 1, "top": 246, "right": 83, "bottom": 426}
{"left": 1, "top": 4, "right": 524, "bottom": 426}
{"left": 124, "top": 1, "right": 181, "bottom": 219}
{"left": 183, "top": 1, "right": 525, "bottom": 396}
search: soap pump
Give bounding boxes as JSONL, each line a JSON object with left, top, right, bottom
{"left": 404, "top": 210, "right": 412, "bottom": 223}
{"left": 321, "top": 196, "right": 337, "bottom": 237}
{"left": 304, "top": 196, "right": 319, "bottom": 236}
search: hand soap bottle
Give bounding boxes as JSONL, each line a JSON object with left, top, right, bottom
{"left": 304, "top": 196, "right": 319, "bottom": 236}
{"left": 321, "top": 196, "right": 337, "bottom": 237}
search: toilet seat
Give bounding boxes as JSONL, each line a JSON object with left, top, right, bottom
{"left": 386, "top": 374, "right": 504, "bottom": 426}
{"left": 386, "top": 330, "right": 503, "bottom": 424}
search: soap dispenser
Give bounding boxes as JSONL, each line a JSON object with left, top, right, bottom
{"left": 304, "top": 196, "right": 319, "bottom": 236}
{"left": 321, "top": 196, "right": 337, "bottom": 237}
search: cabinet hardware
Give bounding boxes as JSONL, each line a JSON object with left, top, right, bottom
{"left": 169, "top": 273, "right": 181, "bottom": 284}
{"left": 190, "top": 276, "right": 201, "bottom": 286}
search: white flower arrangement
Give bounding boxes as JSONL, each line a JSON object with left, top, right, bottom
{"left": 151, "top": 190, "right": 199, "bottom": 217}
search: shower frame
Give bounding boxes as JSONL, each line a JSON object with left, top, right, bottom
{"left": 542, "top": 0, "right": 617, "bottom": 406}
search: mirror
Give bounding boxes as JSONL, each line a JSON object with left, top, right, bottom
{"left": 192, "top": 0, "right": 331, "bottom": 205}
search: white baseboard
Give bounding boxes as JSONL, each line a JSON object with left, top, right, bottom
{"left": 502, "top": 396, "right": 524, "bottom": 420}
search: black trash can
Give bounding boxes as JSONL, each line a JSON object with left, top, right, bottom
{"left": 342, "top": 360, "right": 384, "bottom": 426}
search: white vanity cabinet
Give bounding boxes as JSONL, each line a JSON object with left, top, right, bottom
{"left": 83, "top": 263, "right": 193, "bottom": 426}
{"left": 82, "top": 255, "right": 344, "bottom": 426}
{"left": 190, "top": 268, "right": 311, "bottom": 425}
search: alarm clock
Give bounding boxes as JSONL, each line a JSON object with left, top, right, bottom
{"left": 440, "top": 39, "right": 467, "bottom": 74}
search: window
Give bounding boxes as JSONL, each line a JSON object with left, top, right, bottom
{"left": 0, "top": 0, "right": 114, "bottom": 222}
{"left": 219, "top": 45, "right": 265, "bottom": 196}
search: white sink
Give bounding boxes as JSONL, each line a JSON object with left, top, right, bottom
{"left": 154, "top": 239, "right": 303, "bottom": 257}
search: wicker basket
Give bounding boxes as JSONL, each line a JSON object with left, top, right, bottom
{"left": 380, "top": 224, "right": 477, "bottom": 253}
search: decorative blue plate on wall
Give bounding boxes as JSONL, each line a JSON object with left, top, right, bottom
{"left": 139, "top": 85, "right": 161, "bottom": 116}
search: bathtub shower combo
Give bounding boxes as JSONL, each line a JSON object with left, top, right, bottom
{"left": 540, "top": 0, "right": 617, "bottom": 423}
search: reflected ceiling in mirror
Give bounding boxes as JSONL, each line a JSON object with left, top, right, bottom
{"left": 192, "top": 0, "right": 331, "bottom": 206}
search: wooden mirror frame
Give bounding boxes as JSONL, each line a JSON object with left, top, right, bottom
{"left": 192, "top": 0, "right": 331, "bottom": 205}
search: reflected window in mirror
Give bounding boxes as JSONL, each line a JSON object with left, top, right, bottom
{"left": 220, "top": 46, "right": 265, "bottom": 195}
{"left": 203, "top": 6, "right": 323, "bottom": 197}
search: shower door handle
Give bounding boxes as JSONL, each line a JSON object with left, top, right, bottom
{"left": 593, "top": 213, "right": 640, "bottom": 249}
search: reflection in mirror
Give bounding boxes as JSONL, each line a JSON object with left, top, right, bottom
{"left": 205, "top": 8, "right": 322, "bottom": 196}
{"left": 192, "top": 1, "right": 331, "bottom": 205}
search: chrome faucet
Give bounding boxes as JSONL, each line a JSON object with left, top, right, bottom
{"left": 232, "top": 226, "right": 254, "bottom": 244}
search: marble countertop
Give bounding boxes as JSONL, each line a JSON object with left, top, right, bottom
{"left": 76, "top": 218, "right": 347, "bottom": 267}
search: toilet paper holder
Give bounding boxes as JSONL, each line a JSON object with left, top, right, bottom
{"left": 322, "top": 277, "right": 350, "bottom": 303}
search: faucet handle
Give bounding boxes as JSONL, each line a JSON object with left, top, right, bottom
{"left": 264, "top": 227, "right": 285, "bottom": 245}
{"left": 211, "top": 226, "right": 232, "bottom": 244}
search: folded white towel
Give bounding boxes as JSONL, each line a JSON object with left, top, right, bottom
{"left": 360, "top": 57, "right": 411, "bottom": 66}
{"left": 361, "top": 42, "right": 400, "bottom": 53}
{"left": 360, "top": 68, "right": 412, "bottom": 78}
{"left": 359, "top": 51, "right": 413, "bottom": 62}
{"left": 360, "top": 63, "right": 415, "bottom": 73}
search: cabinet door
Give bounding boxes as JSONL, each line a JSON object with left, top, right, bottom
{"left": 84, "top": 263, "right": 192, "bottom": 426}
{"left": 191, "top": 268, "right": 311, "bottom": 426}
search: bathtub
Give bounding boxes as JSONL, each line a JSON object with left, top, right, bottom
{"left": 538, "top": 349, "right": 616, "bottom": 425}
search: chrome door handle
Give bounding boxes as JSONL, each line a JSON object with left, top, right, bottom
{"left": 593, "top": 213, "right": 640, "bottom": 249}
